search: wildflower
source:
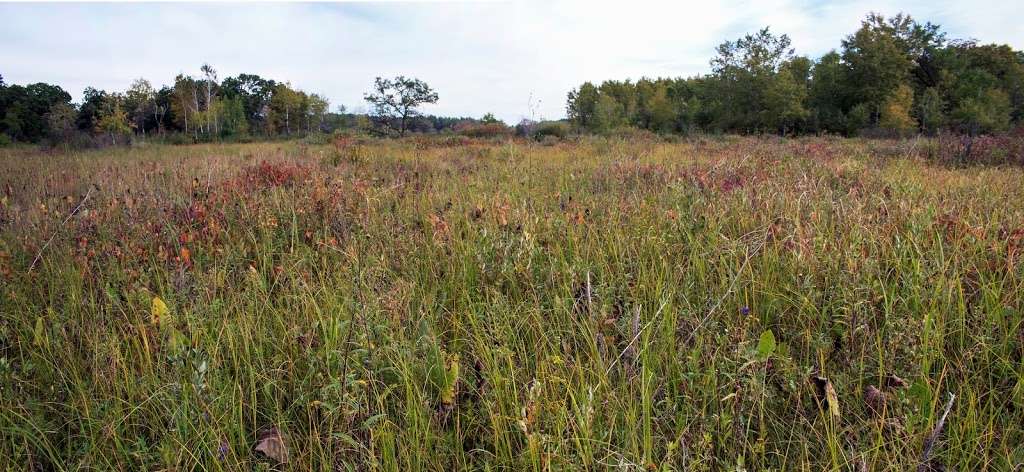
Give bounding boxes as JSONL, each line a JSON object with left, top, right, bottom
{"left": 217, "top": 440, "right": 228, "bottom": 461}
{"left": 740, "top": 306, "right": 751, "bottom": 317}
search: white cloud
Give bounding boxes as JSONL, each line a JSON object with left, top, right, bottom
{"left": 1, "top": 0, "right": 1021, "bottom": 124}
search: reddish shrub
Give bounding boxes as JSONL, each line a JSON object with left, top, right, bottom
{"left": 930, "top": 127, "right": 1024, "bottom": 166}
{"left": 240, "top": 161, "right": 311, "bottom": 188}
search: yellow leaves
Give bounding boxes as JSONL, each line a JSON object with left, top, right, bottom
{"left": 33, "top": 316, "right": 47, "bottom": 348}
{"left": 254, "top": 426, "right": 289, "bottom": 464}
{"left": 439, "top": 353, "right": 460, "bottom": 406}
{"left": 148, "top": 295, "right": 185, "bottom": 353}
{"left": 150, "top": 296, "right": 169, "bottom": 326}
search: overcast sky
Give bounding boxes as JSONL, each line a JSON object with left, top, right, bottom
{"left": 2, "top": 0, "right": 1022, "bottom": 124}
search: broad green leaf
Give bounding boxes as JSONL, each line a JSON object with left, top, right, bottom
{"left": 756, "top": 329, "right": 776, "bottom": 360}
{"left": 33, "top": 316, "right": 46, "bottom": 347}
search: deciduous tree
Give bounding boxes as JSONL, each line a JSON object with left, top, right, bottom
{"left": 364, "top": 76, "right": 438, "bottom": 136}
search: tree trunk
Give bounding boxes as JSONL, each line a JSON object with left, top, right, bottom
{"left": 180, "top": 97, "right": 189, "bottom": 133}
{"left": 192, "top": 88, "right": 202, "bottom": 135}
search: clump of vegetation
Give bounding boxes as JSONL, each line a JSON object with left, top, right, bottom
{"left": 530, "top": 120, "right": 570, "bottom": 141}
{"left": 1, "top": 136, "right": 1022, "bottom": 470}
{"left": 457, "top": 122, "right": 513, "bottom": 139}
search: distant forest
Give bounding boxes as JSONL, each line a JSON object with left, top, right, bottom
{"left": 2, "top": 11, "right": 1023, "bottom": 147}
{"left": 0, "top": 68, "right": 486, "bottom": 146}
{"left": 567, "top": 12, "right": 1023, "bottom": 137}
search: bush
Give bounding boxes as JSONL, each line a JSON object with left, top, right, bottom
{"left": 161, "top": 133, "right": 195, "bottom": 146}
{"left": 330, "top": 135, "right": 372, "bottom": 165}
{"left": 607, "top": 126, "right": 659, "bottom": 142}
{"left": 926, "top": 128, "right": 1024, "bottom": 166}
{"left": 514, "top": 119, "right": 536, "bottom": 137}
{"left": 302, "top": 132, "right": 331, "bottom": 145}
{"left": 457, "top": 123, "right": 513, "bottom": 139}
{"left": 539, "top": 135, "right": 561, "bottom": 146}
{"left": 0, "top": 134, "right": 12, "bottom": 147}
{"left": 531, "top": 121, "right": 570, "bottom": 141}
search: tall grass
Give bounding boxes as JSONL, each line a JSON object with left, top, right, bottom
{"left": 0, "top": 136, "right": 1021, "bottom": 470}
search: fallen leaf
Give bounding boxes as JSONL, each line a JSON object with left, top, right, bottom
{"left": 864, "top": 385, "right": 885, "bottom": 416}
{"left": 885, "top": 373, "right": 908, "bottom": 389}
{"left": 811, "top": 376, "right": 841, "bottom": 420}
{"left": 254, "top": 426, "right": 289, "bottom": 463}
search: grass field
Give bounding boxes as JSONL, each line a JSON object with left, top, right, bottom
{"left": 1, "top": 136, "right": 1022, "bottom": 470}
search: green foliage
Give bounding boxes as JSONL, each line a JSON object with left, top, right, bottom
{"left": 808, "top": 51, "right": 847, "bottom": 133}
{"left": 45, "top": 102, "right": 77, "bottom": 144}
{"left": 592, "top": 94, "right": 623, "bottom": 133}
{"left": 457, "top": 122, "right": 512, "bottom": 139}
{"left": 219, "top": 95, "right": 249, "bottom": 137}
{"left": 0, "top": 81, "right": 73, "bottom": 142}
{"left": 363, "top": 76, "right": 439, "bottom": 136}
{"left": 530, "top": 120, "right": 570, "bottom": 140}
{"left": 846, "top": 103, "right": 871, "bottom": 134}
{"left": 916, "top": 87, "right": 946, "bottom": 135}
{"left": 842, "top": 13, "right": 943, "bottom": 117}
{"left": 755, "top": 330, "right": 776, "bottom": 361}
{"left": 96, "top": 97, "right": 131, "bottom": 145}
{"left": 565, "top": 12, "right": 1021, "bottom": 137}
{"left": 953, "top": 87, "right": 1012, "bottom": 135}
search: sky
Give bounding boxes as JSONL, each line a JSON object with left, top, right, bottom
{"left": 1, "top": 0, "right": 1022, "bottom": 124}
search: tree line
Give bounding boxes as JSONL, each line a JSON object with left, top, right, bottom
{"left": 0, "top": 64, "right": 515, "bottom": 146}
{"left": 567, "top": 12, "right": 1023, "bottom": 136}
{"left": 0, "top": 65, "right": 336, "bottom": 146}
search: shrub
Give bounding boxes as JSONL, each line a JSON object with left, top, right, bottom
{"left": 457, "top": 123, "right": 513, "bottom": 139}
{"left": 607, "top": 126, "right": 659, "bottom": 142}
{"left": 161, "top": 133, "right": 195, "bottom": 146}
{"left": 514, "top": 119, "right": 537, "bottom": 138}
{"left": 927, "top": 127, "right": 1024, "bottom": 166}
{"left": 330, "top": 135, "right": 371, "bottom": 164}
{"left": 531, "top": 121, "right": 570, "bottom": 141}
{"left": 302, "top": 132, "right": 331, "bottom": 145}
{"left": 0, "top": 134, "right": 12, "bottom": 147}
{"left": 239, "top": 161, "right": 311, "bottom": 188}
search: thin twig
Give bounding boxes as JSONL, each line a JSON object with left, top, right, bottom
{"left": 586, "top": 271, "right": 593, "bottom": 321}
{"left": 918, "top": 392, "right": 956, "bottom": 471}
{"left": 28, "top": 185, "right": 95, "bottom": 272}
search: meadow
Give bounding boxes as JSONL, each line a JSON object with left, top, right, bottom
{"left": 0, "top": 135, "right": 1022, "bottom": 470}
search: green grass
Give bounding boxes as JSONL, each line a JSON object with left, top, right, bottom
{"left": 0, "top": 136, "right": 1022, "bottom": 470}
